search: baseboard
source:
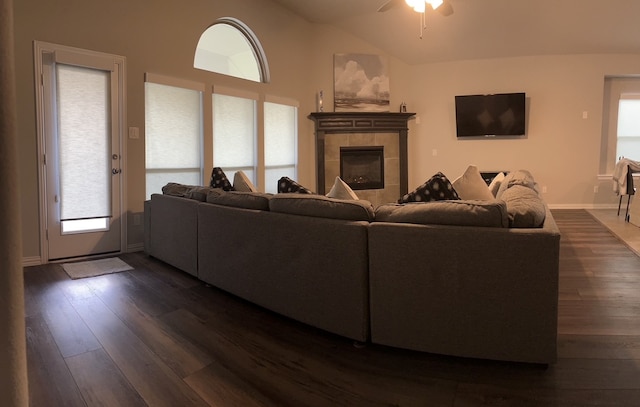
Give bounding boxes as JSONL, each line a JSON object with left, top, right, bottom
{"left": 127, "top": 243, "right": 144, "bottom": 253}
{"left": 547, "top": 203, "right": 618, "bottom": 210}
{"left": 23, "top": 244, "right": 144, "bottom": 267}
{"left": 22, "top": 256, "right": 42, "bottom": 267}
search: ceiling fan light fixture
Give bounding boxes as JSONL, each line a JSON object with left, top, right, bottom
{"left": 405, "top": 0, "right": 424, "bottom": 12}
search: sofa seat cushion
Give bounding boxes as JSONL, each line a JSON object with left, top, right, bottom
{"left": 500, "top": 185, "right": 546, "bottom": 228}
{"left": 375, "top": 200, "right": 509, "bottom": 228}
{"left": 269, "top": 194, "right": 375, "bottom": 221}
{"left": 206, "top": 190, "right": 273, "bottom": 211}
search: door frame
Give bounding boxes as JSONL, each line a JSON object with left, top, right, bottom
{"left": 33, "top": 41, "right": 127, "bottom": 263}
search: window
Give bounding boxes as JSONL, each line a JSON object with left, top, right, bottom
{"left": 194, "top": 17, "right": 270, "bottom": 83}
{"left": 212, "top": 88, "right": 257, "bottom": 184}
{"left": 616, "top": 95, "right": 640, "bottom": 160}
{"left": 145, "top": 74, "right": 204, "bottom": 199}
{"left": 601, "top": 77, "right": 640, "bottom": 174}
{"left": 264, "top": 98, "right": 298, "bottom": 193}
{"left": 211, "top": 90, "right": 298, "bottom": 191}
{"left": 56, "top": 64, "right": 111, "bottom": 232}
{"left": 145, "top": 19, "right": 296, "bottom": 195}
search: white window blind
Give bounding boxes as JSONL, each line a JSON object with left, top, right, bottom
{"left": 264, "top": 100, "right": 297, "bottom": 193}
{"left": 145, "top": 79, "right": 203, "bottom": 199}
{"left": 56, "top": 64, "right": 111, "bottom": 221}
{"left": 617, "top": 96, "right": 640, "bottom": 160}
{"left": 212, "top": 91, "right": 257, "bottom": 184}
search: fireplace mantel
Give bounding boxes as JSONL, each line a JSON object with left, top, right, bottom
{"left": 309, "top": 112, "right": 415, "bottom": 196}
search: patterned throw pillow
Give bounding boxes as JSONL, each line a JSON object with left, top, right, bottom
{"left": 209, "top": 167, "right": 234, "bottom": 191}
{"left": 398, "top": 172, "right": 460, "bottom": 203}
{"left": 277, "top": 176, "right": 314, "bottom": 194}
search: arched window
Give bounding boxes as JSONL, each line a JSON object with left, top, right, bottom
{"left": 194, "top": 17, "right": 270, "bottom": 83}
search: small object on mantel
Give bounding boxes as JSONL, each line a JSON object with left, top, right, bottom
{"left": 318, "top": 90, "right": 324, "bottom": 112}
{"left": 400, "top": 102, "right": 407, "bottom": 113}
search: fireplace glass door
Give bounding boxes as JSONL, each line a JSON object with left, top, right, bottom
{"left": 340, "top": 146, "right": 385, "bottom": 190}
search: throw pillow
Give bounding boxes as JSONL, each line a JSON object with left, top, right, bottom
{"left": 326, "top": 176, "right": 359, "bottom": 200}
{"left": 233, "top": 170, "right": 257, "bottom": 193}
{"left": 398, "top": 172, "right": 460, "bottom": 203}
{"left": 452, "top": 165, "right": 495, "bottom": 200}
{"left": 277, "top": 176, "right": 314, "bottom": 194}
{"left": 488, "top": 172, "right": 506, "bottom": 197}
{"left": 209, "top": 167, "right": 234, "bottom": 191}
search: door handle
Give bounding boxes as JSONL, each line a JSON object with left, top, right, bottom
{"left": 112, "top": 168, "right": 122, "bottom": 174}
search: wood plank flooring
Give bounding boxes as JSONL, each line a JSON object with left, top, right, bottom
{"left": 24, "top": 209, "right": 640, "bottom": 406}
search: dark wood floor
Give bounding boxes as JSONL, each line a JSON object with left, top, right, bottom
{"left": 24, "top": 209, "right": 640, "bottom": 406}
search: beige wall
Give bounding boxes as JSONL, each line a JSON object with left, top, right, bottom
{"left": 402, "top": 54, "right": 640, "bottom": 207}
{"left": 13, "top": 0, "right": 640, "bottom": 262}
{"left": 14, "top": 0, "right": 324, "bottom": 261}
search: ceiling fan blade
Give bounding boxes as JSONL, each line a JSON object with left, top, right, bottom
{"left": 377, "top": 0, "right": 403, "bottom": 12}
{"left": 436, "top": 1, "right": 454, "bottom": 16}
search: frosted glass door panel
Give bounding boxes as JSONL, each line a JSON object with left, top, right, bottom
{"left": 56, "top": 64, "right": 110, "bottom": 222}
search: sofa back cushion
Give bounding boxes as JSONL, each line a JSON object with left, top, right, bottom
{"left": 162, "top": 183, "right": 214, "bottom": 202}
{"left": 496, "top": 169, "right": 538, "bottom": 199}
{"left": 375, "top": 200, "right": 509, "bottom": 228}
{"left": 500, "top": 185, "right": 546, "bottom": 228}
{"left": 206, "top": 190, "right": 273, "bottom": 211}
{"left": 269, "top": 194, "right": 375, "bottom": 221}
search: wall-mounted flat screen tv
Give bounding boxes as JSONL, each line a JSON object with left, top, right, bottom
{"left": 455, "top": 92, "right": 526, "bottom": 138}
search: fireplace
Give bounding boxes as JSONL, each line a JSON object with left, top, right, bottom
{"left": 340, "top": 146, "right": 384, "bottom": 190}
{"left": 309, "top": 112, "right": 414, "bottom": 207}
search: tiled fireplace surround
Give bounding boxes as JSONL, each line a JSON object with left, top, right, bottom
{"left": 309, "top": 112, "right": 414, "bottom": 208}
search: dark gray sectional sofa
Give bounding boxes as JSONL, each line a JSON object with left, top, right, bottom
{"left": 144, "top": 172, "right": 561, "bottom": 364}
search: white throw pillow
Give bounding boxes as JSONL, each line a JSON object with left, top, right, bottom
{"left": 326, "top": 176, "right": 359, "bottom": 200}
{"left": 233, "top": 171, "right": 257, "bottom": 192}
{"left": 452, "top": 165, "right": 495, "bottom": 200}
{"left": 488, "top": 172, "right": 506, "bottom": 197}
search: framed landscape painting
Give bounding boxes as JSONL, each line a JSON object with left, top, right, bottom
{"left": 334, "top": 53, "right": 390, "bottom": 112}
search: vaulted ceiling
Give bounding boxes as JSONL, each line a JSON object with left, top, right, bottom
{"left": 270, "top": 0, "right": 640, "bottom": 65}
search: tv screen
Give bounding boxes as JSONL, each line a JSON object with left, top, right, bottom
{"left": 455, "top": 92, "right": 526, "bottom": 138}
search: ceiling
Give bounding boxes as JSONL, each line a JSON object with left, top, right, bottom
{"left": 270, "top": 0, "right": 640, "bottom": 65}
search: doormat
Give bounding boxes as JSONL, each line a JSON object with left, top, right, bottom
{"left": 62, "top": 257, "right": 133, "bottom": 280}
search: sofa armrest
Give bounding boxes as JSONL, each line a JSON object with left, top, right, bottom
{"left": 148, "top": 194, "right": 199, "bottom": 277}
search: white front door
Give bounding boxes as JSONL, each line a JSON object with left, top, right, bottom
{"left": 35, "top": 42, "right": 126, "bottom": 261}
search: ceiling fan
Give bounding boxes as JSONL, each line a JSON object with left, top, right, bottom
{"left": 378, "top": 0, "right": 454, "bottom": 16}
